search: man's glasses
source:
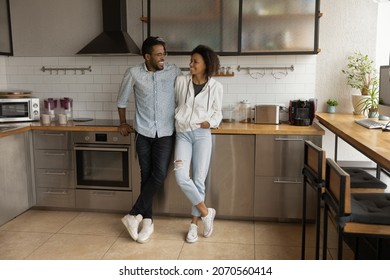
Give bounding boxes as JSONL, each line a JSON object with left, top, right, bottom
{"left": 151, "top": 52, "right": 167, "bottom": 58}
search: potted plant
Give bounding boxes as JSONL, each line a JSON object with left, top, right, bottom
{"left": 326, "top": 99, "right": 338, "bottom": 113}
{"left": 342, "top": 51, "right": 378, "bottom": 114}
{"left": 358, "top": 78, "right": 380, "bottom": 118}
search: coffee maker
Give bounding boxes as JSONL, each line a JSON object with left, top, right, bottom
{"left": 289, "top": 99, "right": 316, "bottom": 126}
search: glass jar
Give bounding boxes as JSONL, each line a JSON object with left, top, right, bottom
{"left": 239, "top": 100, "right": 251, "bottom": 123}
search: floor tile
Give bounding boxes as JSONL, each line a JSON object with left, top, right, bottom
{"left": 255, "top": 221, "right": 315, "bottom": 247}
{"left": 255, "top": 244, "right": 306, "bottom": 260}
{"left": 146, "top": 216, "right": 190, "bottom": 241}
{"left": 179, "top": 242, "right": 254, "bottom": 260}
{"left": 103, "top": 237, "right": 184, "bottom": 260}
{"left": 0, "top": 210, "right": 79, "bottom": 233}
{"left": 0, "top": 231, "right": 52, "bottom": 260}
{"left": 201, "top": 219, "right": 254, "bottom": 244}
{"left": 59, "top": 212, "right": 124, "bottom": 236}
{"left": 26, "top": 233, "right": 117, "bottom": 260}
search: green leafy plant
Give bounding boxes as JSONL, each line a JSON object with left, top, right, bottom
{"left": 326, "top": 99, "right": 338, "bottom": 106}
{"left": 341, "top": 51, "right": 377, "bottom": 95}
{"left": 358, "top": 78, "right": 379, "bottom": 112}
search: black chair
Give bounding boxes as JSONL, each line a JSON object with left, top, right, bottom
{"left": 322, "top": 158, "right": 390, "bottom": 259}
{"left": 343, "top": 167, "right": 387, "bottom": 193}
{"left": 301, "top": 141, "right": 388, "bottom": 260}
{"left": 301, "top": 140, "right": 326, "bottom": 260}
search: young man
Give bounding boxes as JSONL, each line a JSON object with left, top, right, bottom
{"left": 117, "top": 37, "right": 182, "bottom": 243}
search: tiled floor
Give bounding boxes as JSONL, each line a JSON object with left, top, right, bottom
{"left": 0, "top": 209, "right": 349, "bottom": 260}
{"left": 5, "top": 165, "right": 386, "bottom": 261}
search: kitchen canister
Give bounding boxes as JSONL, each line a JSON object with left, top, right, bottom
{"left": 238, "top": 100, "right": 252, "bottom": 123}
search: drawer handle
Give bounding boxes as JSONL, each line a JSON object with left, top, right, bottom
{"left": 274, "top": 138, "right": 304, "bottom": 142}
{"left": 274, "top": 179, "right": 302, "bottom": 184}
{"left": 43, "top": 190, "right": 68, "bottom": 195}
{"left": 44, "top": 152, "right": 66, "bottom": 156}
{"left": 92, "top": 191, "right": 116, "bottom": 196}
{"left": 43, "top": 171, "right": 67, "bottom": 176}
{"left": 39, "top": 133, "right": 65, "bottom": 137}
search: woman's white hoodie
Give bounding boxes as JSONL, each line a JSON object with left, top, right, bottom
{"left": 175, "top": 74, "right": 223, "bottom": 132}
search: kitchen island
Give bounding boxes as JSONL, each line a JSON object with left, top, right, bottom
{"left": 0, "top": 120, "right": 324, "bottom": 224}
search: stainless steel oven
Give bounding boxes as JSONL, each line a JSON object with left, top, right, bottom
{"left": 73, "top": 131, "right": 131, "bottom": 191}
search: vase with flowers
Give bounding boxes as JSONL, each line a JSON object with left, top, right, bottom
{"left": 342, "top": 51, "right": 378, "bottom": 115}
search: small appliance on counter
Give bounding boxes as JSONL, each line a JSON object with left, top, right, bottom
{"left": 289, "top": 99, "right": 316, "bottom": 126}
{"left": 254, "top": 104, "right": 280, "bottom": 124}
{"left": 0, "top": 90, "right": 40, "bottom": 123}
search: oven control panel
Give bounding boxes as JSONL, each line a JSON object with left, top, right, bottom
{"left": 73, "top": 131, "right": 131, "bottom": 145}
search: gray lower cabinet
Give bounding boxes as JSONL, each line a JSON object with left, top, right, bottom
{"left": 0, "top": 132, "right": 32, "bottom": 226}
{"left": 153, "top": 134, "right": 255, "bottom": 218}
{"left": 76, "top": 189, "right": 132, "bottom": 211}
{"left": 254, "top": 135, "right": 321, "bottom": 221}
{"left": 33, "top": 131, "right": 75, "bottom": 208}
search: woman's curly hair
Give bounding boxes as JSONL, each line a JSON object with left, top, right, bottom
{"left": 191, "top": 45, "right": 220, "bottom": 78}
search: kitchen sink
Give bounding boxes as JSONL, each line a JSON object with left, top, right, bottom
{"left": 0, "top": 125, "right": 20, "bottom": 132}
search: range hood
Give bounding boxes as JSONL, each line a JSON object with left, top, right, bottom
{"left": 77, "top": 0, "right": 140, "bottom": 55}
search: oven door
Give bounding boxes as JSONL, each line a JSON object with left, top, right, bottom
{"left": 74, "top": 144, "right": 131, "bottom": 191}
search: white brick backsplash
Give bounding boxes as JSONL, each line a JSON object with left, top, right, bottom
{"left": 58, "top": 57, "right": 76, "bottom": 65}
{"left": 4, "top": 54, "right": 316, "bottom": 118}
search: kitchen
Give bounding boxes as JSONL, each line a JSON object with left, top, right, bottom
{"left": 0, "top": 0, "right": 390, "bottom": 264}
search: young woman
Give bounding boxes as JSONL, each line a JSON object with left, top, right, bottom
{"left": 174, "top": 45, "right": 223, "bottom": 243}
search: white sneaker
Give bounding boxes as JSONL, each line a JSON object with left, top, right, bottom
{"left": 137, "top": 218, "right": 154, "bottom": 244}
{"left": 121, "top": 214, "right": 143, "bottom": 241}
{"left": 201, "top": 208, "right": 216, "bottom": 238}
{"left": 186, "top": 223, "right": 198, "bottom": 243}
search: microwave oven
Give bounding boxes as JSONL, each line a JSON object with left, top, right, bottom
{"left": 0, "top": 98, "right": 40, "bottom": 123}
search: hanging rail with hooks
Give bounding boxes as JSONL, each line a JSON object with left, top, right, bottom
{"left": 41, "top": 66, "right": 92, "bottom": 75}
{"left": 237, "top": 65, "right": 294, "bottom": 79}
{"left": 237, "top": 65, "right": 294, "bottom": 72}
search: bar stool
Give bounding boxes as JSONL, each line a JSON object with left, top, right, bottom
{"left": 301, "top": 141, "right": 388, "bottom": 260}
{"left": 322, "top": 158, "right": 390, "bottom": 259}
{"left": 343, "top": 167, "right": 387, "bottom": 193}
{"left": 301, "top": 140, "right": 326, "bottom": 260}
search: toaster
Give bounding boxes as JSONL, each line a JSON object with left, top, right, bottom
{"left": 254, "top": 105, "right": 280, "bottom": 124}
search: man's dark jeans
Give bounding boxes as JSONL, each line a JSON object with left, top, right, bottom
{"left": 129, "top": 132, "right": 174, "bottom": 219}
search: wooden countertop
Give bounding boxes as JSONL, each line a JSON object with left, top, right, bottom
{"left": 316, "top": 112, "right": 390, "bottom": 171}
{"left": 0, "top": 120, "right": 324, "bottom": 137}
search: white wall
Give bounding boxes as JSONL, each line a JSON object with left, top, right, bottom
{"left": 2, "top": 54, "right": 317, "bottom": 120}
{"left": 315, "top": 0, "right": 378, "bottom": 162}
{"left": 376, "top": 2, "right": 390, "bottom": 66}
